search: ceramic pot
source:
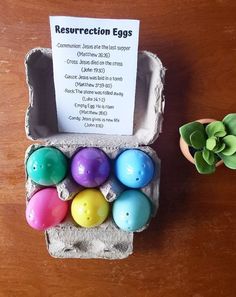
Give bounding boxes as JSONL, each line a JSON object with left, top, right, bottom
{"left": 179, "top": 118, "right": 223, "bottom": 166}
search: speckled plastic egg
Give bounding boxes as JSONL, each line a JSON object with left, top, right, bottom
{"left": 26, "top": 147, "right": 68, "bottom": 186}
{"left": 112, "top": 190, "right": 152, "bottom": 232}
{"left": 71, "top": 147, "right": 111, "bottom": 188}
{"left": 114, "top": 149, "right": 155, "bottom": 188}
{"left": 26, "top": 188, "right": 69, "bottom": 231}
{"left": 71, "top": 189, "right": 110, "bottom": 228}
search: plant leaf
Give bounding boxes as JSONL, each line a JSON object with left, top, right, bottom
{"left": 189, "top": 130, "right": 206, "bottom": 149}
{"left": 218, "top": 152, "right": 236, "bottom": 169}
{"left": 214, "top": 130, "right": 227, "bottom": 137}
{"left": 194, "top": 151, "right": 216, "bottom": 174}
{"left": 202, "top": 147, "right": 210, "bottom": 163}
{"left": 221, "top": 135, "right": 236, "bottom": 156}
{"left": 179, "top": 122, "right": 205, "bottom": 146}
{"left": 206, "top": 121, "right": 226, "bottom": 138}
{"left": 206, "top": 137, "right": 217, "bottom": 151}
{"left": 202, "top": 148, "right": 216, "bottom": 165}
{"left": 223, "top": 113, "right": 236, "bottom": 135}
{"left": 213, "top": 142, "right": 226, "bottom": 153}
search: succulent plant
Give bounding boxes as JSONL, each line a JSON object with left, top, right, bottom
{"left": 179, "top": 114, "right": 236, "bottom": 174}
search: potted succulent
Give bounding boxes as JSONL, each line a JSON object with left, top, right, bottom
{"left": 179, "top": 114, "right": 236, "bottom": 174}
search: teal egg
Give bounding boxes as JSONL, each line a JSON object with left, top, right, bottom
{"left": 26, "top": 147, "right": 68, "bottom": 186}
{"left": 112, "top": 190, "right": 152, "bottom": 232}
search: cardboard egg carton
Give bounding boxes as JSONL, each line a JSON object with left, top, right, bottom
{"left": 24, "top": 48, "right": 165, "bottom": 259}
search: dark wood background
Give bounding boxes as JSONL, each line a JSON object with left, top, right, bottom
{"left": 0, "top": 1, "right": 235, "bottom": 296}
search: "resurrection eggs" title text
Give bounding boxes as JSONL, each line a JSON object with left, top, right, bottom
{"left": 54, "top": 25, "right": 133, "bottom": 38}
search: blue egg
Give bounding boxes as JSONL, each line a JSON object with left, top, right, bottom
{"left": 112, "top": 190, "right": 152, "bottom": 232}
{"left": 115, "top": 149, "right": 155, "bottom": 188}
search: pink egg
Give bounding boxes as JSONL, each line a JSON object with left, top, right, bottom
{"left": 26, "top": 188, "right": 68, "bottom": 231}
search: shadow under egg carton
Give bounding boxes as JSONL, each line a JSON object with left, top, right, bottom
{"left": 24, "top": 48, "right": 165, "bottom": 259}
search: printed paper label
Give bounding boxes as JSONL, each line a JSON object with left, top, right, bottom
{"left": 49, "top": 16, "right": 140, "bottom": 135}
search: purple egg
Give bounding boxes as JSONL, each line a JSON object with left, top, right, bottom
{"left": 71, "top": 147, "right": 111, "bottom": 187}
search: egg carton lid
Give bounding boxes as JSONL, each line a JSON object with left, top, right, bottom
{"left": 25, "top": 48, "right": 165, "bottom": 147}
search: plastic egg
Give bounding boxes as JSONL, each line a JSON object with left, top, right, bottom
{"left": 26, "top": 147, "right": 68, "bottom": 186}
{"left": 26, "top": 188, "right": 69, "bottom": 231}
{"left": 71, "top": 147, "right": 110, "bottom": 187}
{"left": 112, "top": 190, "right": 152, "bottom": 232}
{"left": 71, "top": 189, "right": 109, "bottom": 227}
{"left": 114, "top": 149, "right": 155, "bottom": 188}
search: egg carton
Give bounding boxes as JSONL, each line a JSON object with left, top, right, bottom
{"left": 24, "top": 48, "right": 165, "bottom": 259}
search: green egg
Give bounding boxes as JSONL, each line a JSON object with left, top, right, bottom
{"left": 26, "top": 147, "right": 68, "bottom": 186}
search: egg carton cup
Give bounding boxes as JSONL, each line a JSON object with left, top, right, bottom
{"left": 24, "top": 48, "right": 165, "bottom": 259}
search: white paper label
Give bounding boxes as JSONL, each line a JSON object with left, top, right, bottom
{"left": 49, "top": 16, "right": 140, "bottom": 135}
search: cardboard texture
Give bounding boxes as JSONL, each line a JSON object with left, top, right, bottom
{"left": 24, "top": 48, "right": 165, "bottom": 259}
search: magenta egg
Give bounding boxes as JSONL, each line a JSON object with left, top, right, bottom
{"left": 26, "top": 188, "right": 68, "bottom": 231}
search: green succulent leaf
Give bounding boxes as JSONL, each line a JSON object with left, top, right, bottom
{"left": 202, "top": 148, "right": 216, "bottom": 165}
{"left": 194, "top": 151, "right": 216, "bottom": 174}
{"left": 202, "top": 147, "right": 210, "bottom": 163}
{"left": 206, "top": 121, "right": 226, "bottom": 138}
{"left": 206, "top": 137, "right": 217, "bottom": 151}
{"left": 213, "top": 142, "right": 226, "bottom": 153}
{"left": 218, "top": 152, "right": 236, "bottom": 169}
{"left": 221, "top": 135, "right": 236, "bottom": 156}
{"left": 179, "top": 122, "right": 205, "bottom": 146}
{"left": 223, "top": 113, "right": 236, "bottom": 135}
{"left": 214, "top": 130, "right": 227, "bottom": 137}
{"left": 189, "top": 130, "right": 206, "bottom": 149}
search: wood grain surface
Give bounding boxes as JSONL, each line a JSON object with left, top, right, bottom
{"left": 0, "top": 0, "right": 236, "bottom": 296}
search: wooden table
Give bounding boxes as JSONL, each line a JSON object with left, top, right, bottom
{"left": 1, "top": 1, "right": 236, "bottom": 296}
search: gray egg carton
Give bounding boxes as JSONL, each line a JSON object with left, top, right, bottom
{"left": 24, "top": 48, "right": 165, "bottom": 259}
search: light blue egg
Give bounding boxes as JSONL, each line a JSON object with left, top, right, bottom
{"left": 112, "top": 190, "right": 152, "bottom": 232}
{"left": 115, "top": 149, "right": 155, "bottom": 188}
